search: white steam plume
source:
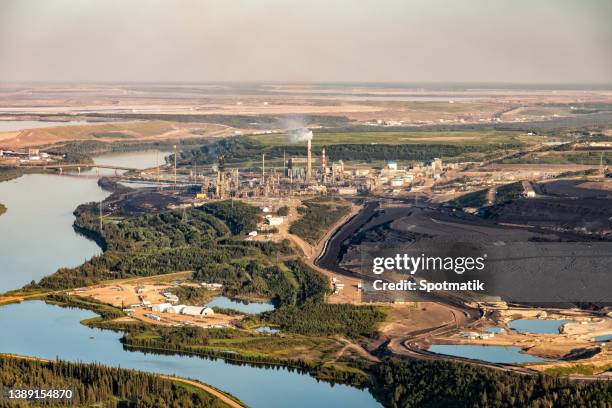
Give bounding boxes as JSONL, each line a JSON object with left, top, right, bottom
{"left": 280, "top": 117, "right": 313, "bottom": 143}
{"left": 289, "top": 127, "right": 313, "bottom": 143}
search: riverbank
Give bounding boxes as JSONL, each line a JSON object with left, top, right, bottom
{"left": 0, "top": 300, "right": 381, "bottom": 407}
{"left": 0, "top": 353, "right": 245, "bottom": 408}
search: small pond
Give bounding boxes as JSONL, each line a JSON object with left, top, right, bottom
{"left": 509, "top": 319, "right": 571, "bottom": 334}
{"left": 255, "top": 326, "right": 280, "bottom": 334}
{"left": 428, "top": 344, "right": 548, "bottom": 364}
{"left": 206, "top": 296, "right": 275, "bottom": 314}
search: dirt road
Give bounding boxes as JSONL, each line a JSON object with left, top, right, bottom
{"left": 159, "top": 375, "right": 245, "bottom": 408}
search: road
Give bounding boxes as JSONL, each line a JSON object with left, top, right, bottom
{"left": 159, "top": 375, "right": 245, "bottom": 408}
{"left": 308, "top": 199, "right": 611, "bottom": 382}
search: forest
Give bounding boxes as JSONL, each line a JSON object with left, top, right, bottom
{"left": 263, "top": 300, "right": 386, "bottom": 338}
{"left": 27, "top": 200, "right": 279, "bottom": 289}
{"left": 289, "top": 197, "right": 351, "bottom": 244}
{"left": 370, "top": 358, "right": 612, "bottom": 408}
{"left": 0, "top": 355, "right": 231, "bottom": 408}
{"left": 177, "top": 135, "right": 521, "bottom": 167}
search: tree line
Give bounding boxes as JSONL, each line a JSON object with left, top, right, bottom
{"left": 0, "top": 355, "right": 229, "bottom": 408}
{"left": 370, "top": 358, "right": 611, "bottom": 408}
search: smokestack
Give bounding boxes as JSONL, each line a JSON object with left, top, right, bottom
{"left": 288, "top": 158, "right": 293, "bottom": 185}
{"left": 262, "top": 153, "right": 265, "bottom": 186}
{"left": 307, "top": 139, "right": 312, "bottom": 183}
{"left": 321, "top": 145, "right": 327, "bottom": 182}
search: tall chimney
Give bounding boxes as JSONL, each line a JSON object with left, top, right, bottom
{"left": 321, "top": 145, "right": 327, "bottom": 182}
{"left": 306, "top": 139, "right": 312, "bottom": 183}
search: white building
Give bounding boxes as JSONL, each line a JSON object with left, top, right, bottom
{"left": 265, "top": 215, "right": 284, "bottom": 226}
{"left": 179, "top": 305, "right": 215, "bottom": 317}
{"left": 180, "top": 306, "right": 205, "bottom": 316}
{"left": 167, "top": 305, "right": 186, "bottom": 314}
{"left": 152, "top": 303, "right": 172, "bottom": 312}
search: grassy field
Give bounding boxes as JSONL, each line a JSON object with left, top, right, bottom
{"left": 249, "top": 130, "right": 550, "bottom": 147}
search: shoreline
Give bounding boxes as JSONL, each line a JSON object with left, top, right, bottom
{"left": 0, "top": 352, "right": 246, "bottom": 408}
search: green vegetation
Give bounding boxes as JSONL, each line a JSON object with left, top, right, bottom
{"left": 493, "top": 181, "right": 523, "bottom": 204}
{"left": 0, "top": 355, "right": 232, "bottom": 407}
{"left": 0, "top": 203, "right": 5, "bottom": 217}
{"left": 27, "top": 200, "right": 277, "bottom": 290}
{"left": 119, "top": 323, "right": 369, "bottom": 387}
{"left": 555, "top": 168, "right": 599, "bottom": 178}
{"left": 200, "top": 200, "right": 261, "bottom": 234}
{"left": 169, "top": 285, "right": 216, "bottom": 305}
{"left": 277, "top": 206, "right": 289, "bottom": 216}
{"left": 194, "top": 259, "right": 328, "bottom": 307}
{"left": 253, "top": 130, "right": 524, "bottom": 146}
{"left": 41, "top": 136, "right": 212, "bottom": 166}
{"left": 46, "top": 294, "right": 125, "bottom": 326}
{"left": 92, "top": 131, "right": 132, "bottom": 139}
{"left": 0, "top": 166, "right": 25, "bottom": 182}
{"left": 178, "top": 134, "right": 524, "bottom": 167}
{"left": 264, "top": 301, "right": 386, "bottom": 338}
{"left": 86, "top": 112, "right": 353, "bottom": 128}
{"left": 501, "top": 151, "right": 612, "bottom": 165}
{"left": 448, "top": 188, "right": 489, "bottom": 208}
{"left": 370, "top": 358, "right": 612, "bottom": 408}
{"left": 448, "top": 182, "right": 525, "bottom": 212}
{"left": 0, "top": 166, "right": 47, "bottom": 183}
{"left": 289, "top": 197, "right": 351, "bottom": 244}
{"left": 544, "top": 364, "right": 612, "bottom": 376}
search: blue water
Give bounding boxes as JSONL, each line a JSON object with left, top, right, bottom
{"left": 206, "top": 296, "right": 275, "bottom": 314}
{"left": 595, "top": 334, "right": 612, "bottom": 342}
{"left": 509, "top": 319, "right": 570, "bottom": 334}
{"left": 0, "top": 174, "right": 109, "bottom": 292}
{"left": 0, "top": 150, "right": 170, "bottom": 293}
{"left": 0, "top": 301, "right": 380, "bottom": 408}
{"left": 428, "top": 344, "right": 547, "bottom": 364}
{"left": 255, "top": 326, "right": 281, "bottom": 334}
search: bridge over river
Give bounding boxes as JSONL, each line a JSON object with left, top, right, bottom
{"left": 19, "top": 163, "right": 139, "bottom": 175}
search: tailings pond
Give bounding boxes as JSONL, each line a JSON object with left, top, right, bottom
{"left": 509, "top": 319, "right": 571, "bottom": 334}
{"left": 428, "top": 344, "right": 547, "bottom": 364}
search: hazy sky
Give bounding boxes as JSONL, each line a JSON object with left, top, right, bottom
{"left": 0, "top": 0, "right": 610, "bottom": 83}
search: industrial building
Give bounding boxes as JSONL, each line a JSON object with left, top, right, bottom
{"left": 180, "top": 306, "right": 215, "bottom": 317}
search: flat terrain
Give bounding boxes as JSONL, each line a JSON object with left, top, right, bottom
{"left": 0, "top": 120, "right": 234, "bottom": 148}
{"left": 249, "top": 130, "right": 533, "bottom": 146}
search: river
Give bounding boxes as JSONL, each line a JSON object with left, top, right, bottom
{"left": 0, "top": 150, "right": 380, "bottom": 407}
{"left": 0, "top": 301, "right": 379, "bottom": 408}
{"left": 0, "top": 150, "right": 169, "bottom": 292}
{"left": 0, "top": 174, "right": 109, "bottom": 292}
